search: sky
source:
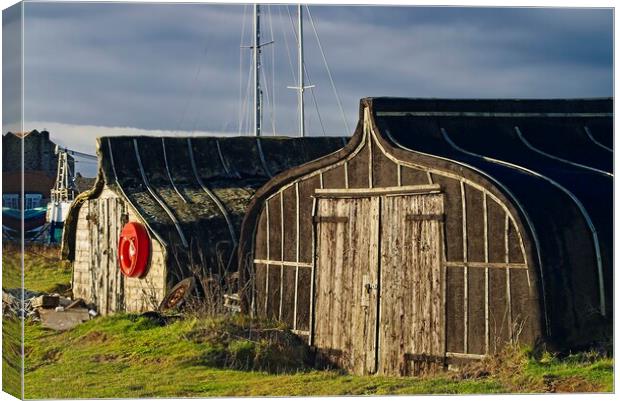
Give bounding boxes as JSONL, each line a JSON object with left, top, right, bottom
{"left": 2, "top": 3, "right": 613, "bottom": 176}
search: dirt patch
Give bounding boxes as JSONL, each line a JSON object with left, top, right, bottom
{"left": 543, "top": 374, "right": 600, "bottom": 393}
{"left": 42, "top": 348, "right": 62, "bottom": 363}
{"left": 25, "top": 347, "right": 63, "bottom": 373}
{"left": 89, "top": 353, "right": 121, "bottom": 363}
{"left": 78, "top": 331, "right": 109, "bottom": 344}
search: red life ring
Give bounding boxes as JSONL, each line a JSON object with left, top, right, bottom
{"left": 118, "top": 222, "right": 150, "bottom": 278}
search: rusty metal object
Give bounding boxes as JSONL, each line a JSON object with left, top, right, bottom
{"left": 158, "top": 277, "right": 195, "bottom": 312}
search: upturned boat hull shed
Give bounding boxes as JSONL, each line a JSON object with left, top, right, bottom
{"left": 238, "top": 97, "right": 612, "bottom": 375}
{"left": 61, "top": 136, "right": 346, "bottom": 315}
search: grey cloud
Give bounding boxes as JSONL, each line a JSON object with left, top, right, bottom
{"left": 17, "top": 3, "right": 612, "bottom": 150}
{"left": 3, "top": 3, "right": 23, "bottom": 134}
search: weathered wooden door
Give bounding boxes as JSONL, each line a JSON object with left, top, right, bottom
{"left": 88, "top": 197, "right": 126, "bottom": 315}
{"left": 313, "top": 187, "right": 445, "bottom": 376}
{"left": 378, "top": 192, "right": 445, "bottom": 375}
{"left": 313, "top": 196, "right": 380, "bottom": 375}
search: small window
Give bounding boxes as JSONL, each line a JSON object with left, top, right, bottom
{"left": 2, "top": 194, "right": 19, "bottom": 209}
{"left": 25, "top": 194, "right": 43, "bottom": 209}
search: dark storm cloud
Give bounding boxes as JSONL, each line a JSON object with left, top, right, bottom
{"left": 3, "top": 3, "right": 23, "bottom": 134}
{"left": 21, "top": 3, "right": 612, "bottom": 141}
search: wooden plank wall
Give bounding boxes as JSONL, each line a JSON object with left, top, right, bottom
{"left": 314, "top": 197, "right": 379, "bottom": 375}
{"left": 252, "top": 114, "right": 538, "bottom": 372}
{"left": 378, "top": 193, "right": 445, "bottom": 376}
{"left": 71, "top": 187, "right": 167, "bottom": 314}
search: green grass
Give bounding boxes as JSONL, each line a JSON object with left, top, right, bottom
{"left": 24, "top": 314, "right": 507, "bottom": 398}
{"left": 3, "top": 244, "right": 71, "bottom": 293}
{"left": 521, "top": 351, "right": 614, "bottom": 392}
{"left": 2, "top": 316, "right": 22, "bottom": 398}
{"left": 2, "top": 245, "right": 23, "bottom": 398}
{"left": 2, "top": 244, "right": 21, "bottom": 289}
{"left": 23, "top": 312, "right": 613, "bottom": 398}
{"left": 9, "top": 247, "right": 614, "bottom": 398}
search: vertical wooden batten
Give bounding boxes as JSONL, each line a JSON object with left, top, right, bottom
{"left": 372, "top": 196, "right": 381, "bottom": 374}
{"left": 483, "top": 192, "right": 490, "bottom": 355}
{"left": 279, "top": 191, "right": 285, "bottom": 321}
{"left": 367, "top": 113, "right": 374, "bottom": 188}
{"left": 460, "top": 180, "right": 468, "bottom": 354}
{"left": 505, "top": 213, "right": 513, "bottom": 342}
{"left": 309, "top": 196, "right": 318, "bottom": 346}
{"left": 264, "top": 202, "right": 270, "bottom": 315}
{"left": 104, "top": 198, "right": 110, "bottom": 314}
{"left": 440, "top": 202, "right": 448, "bottom": 358}
{"left": 293, "top": 183, "right": 300, "bottom": 331}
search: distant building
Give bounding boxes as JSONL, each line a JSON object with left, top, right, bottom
{"left": 2, "top": 130, "right": 82, "bottom": 238}
{"left": 2, "top": 130, "right": 75, "bottom": 210}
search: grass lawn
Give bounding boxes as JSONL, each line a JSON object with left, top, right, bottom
{"left": 3, "top": 244, "right": 72, "bottom": 293}
{"left": 7, "top": 246, "right": 615, "bottom": 398}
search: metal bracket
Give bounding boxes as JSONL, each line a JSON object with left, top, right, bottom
{"left": 240, "top": 40, "right": 274, "bottom": 49}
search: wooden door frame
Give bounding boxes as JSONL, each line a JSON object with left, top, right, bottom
{"left": 314, "top": 184, "right": 441, "bottom": 199}
{"left": 310, "top": 184, "right": 446, "bottom": 374}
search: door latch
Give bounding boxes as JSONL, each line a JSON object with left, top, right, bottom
{"left": 361, "top": 274, "right": 376, "bottom": 307}
{"left": 362, "top": 274, "right": 378, "bottom": 294}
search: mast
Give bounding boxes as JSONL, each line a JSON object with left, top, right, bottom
{"left": 253, "top": 4, "right": 262, "bottom": 137}
{"left": 247, "top": 4, "right": 274, "bottom": 137}
{"left": 288, "top": 4, "right": 314, "bottom": 137}
{"left": 297, "top": 4, "right": 305, "bottom": 137}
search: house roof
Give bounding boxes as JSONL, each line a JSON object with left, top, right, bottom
{"left": 61, "top": 135, "right": 346, "bottom": 275}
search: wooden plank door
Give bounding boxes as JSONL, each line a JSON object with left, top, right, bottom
{"left": 87, "top": 200, "right": 103, "bottom": 313}
{"left": 378, "top": 193, "right": 446, "bottom": 375}
{"left": 105, "top": 198, "right": 123, "bottom": 314}
{"left": 89, "top": 197, "right": 126, "bottom": 315}
{"left": 313, "top": 196, "right": 380, "bottom": 375}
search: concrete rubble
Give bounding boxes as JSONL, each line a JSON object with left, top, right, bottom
{"left": 2, "top": 288, "right": 97, "bottom": 330}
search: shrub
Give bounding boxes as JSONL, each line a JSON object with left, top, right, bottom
{"left": 187, "top": 316, "right": 313, "bottom": 373}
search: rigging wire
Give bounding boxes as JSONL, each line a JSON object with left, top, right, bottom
{"left": 236, "top": 5, "right": 254, "bottom": 136}
{"left": 234, "top": 5, "right": 341, "bottom": 137}
{"left": 188, "top": 49, "right": 217, "bottom": 135}
{"left": 260, "top": 58, "right": 275, "bottom": 137}
{"left": 267, "top": 5, "right": 277, "bottom": 136}
{"left": 278, "top": 4, "right": 301, "bottom": 135}
{"left": 176, "top": 42, "right": 210, "bottom": 133}
{"left": 240, "top": 59, "right": 253, "bottom": 135}
{"left": 237, "top": 5, "right": 249, "bottom": 135}
{"left": 306, "top": 5, "right": 350, "bottom": 134}
{"left": 277, "top": 5, "right": 298, "bottom": 85}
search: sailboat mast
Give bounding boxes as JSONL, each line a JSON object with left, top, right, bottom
{"left": 297, "top": 4, "right": 305, "bottom": 137}
{"left": 253, "top": 4, "right": 262, "bottom": 137}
